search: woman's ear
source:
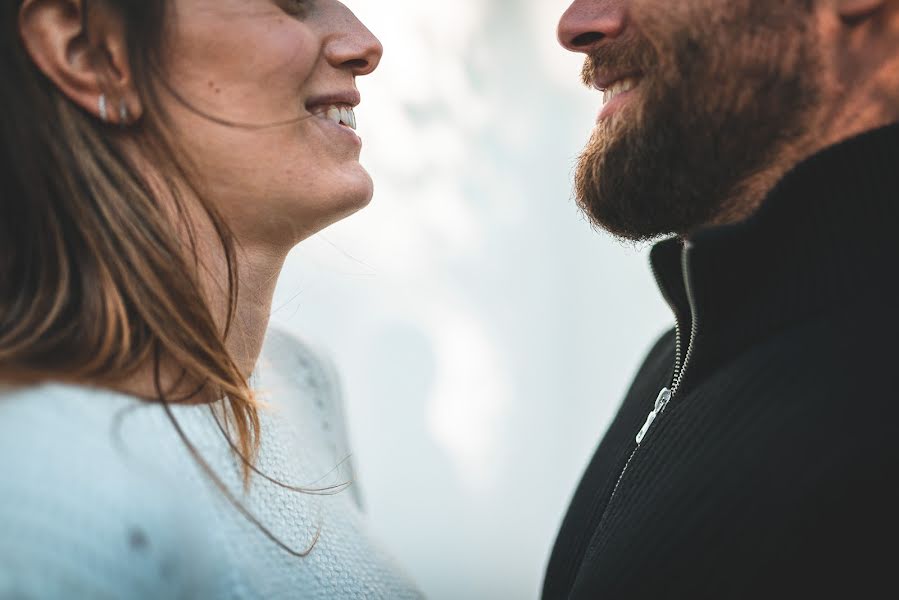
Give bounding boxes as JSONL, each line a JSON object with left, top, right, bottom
{"left": 18, "top": 0, "right": 142, "bottom": 124}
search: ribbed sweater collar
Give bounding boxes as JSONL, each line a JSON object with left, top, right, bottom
{"left": 649, "top": 122, "right": 899, "bottom": 392}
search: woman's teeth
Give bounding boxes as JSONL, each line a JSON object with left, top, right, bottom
{"left": 322, "top": 105, "right": 357, "bottom": 130}
{"left": 603, "top": 77, "right": 639, "bottom": 105}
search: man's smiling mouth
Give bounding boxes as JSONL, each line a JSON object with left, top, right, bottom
{"left": 601, "top": 76, "right": 640, "bottom": 106}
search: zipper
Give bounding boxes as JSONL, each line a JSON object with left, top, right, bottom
{"left": 604, "top": 241, "right": 699, "bottom": 508}
{"left": 671, "top": 241, "right": 699, "bottom": 399}
{"left": 558, "top": 242, "right": 698, "bottom": 589}
{"left": 635, "top": 387, "right": 672, "bottom": 445}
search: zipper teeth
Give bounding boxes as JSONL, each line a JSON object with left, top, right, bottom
{"left": 672, "top": 243, "right": 698, "bottom": 397}
{"left": 603, "top": 243, "right": 697, "bottom": 519}
{"left": 671, "top": 326, "right": 683, "bottom": 388}
{"left": 605, "top": 451, "right": 638, "bottom": 516}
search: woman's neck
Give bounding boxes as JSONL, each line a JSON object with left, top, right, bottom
{"left": 112, "top": 168, "right": 293, "bottom": 403}
{"left": 223, "top": 244, "right": 288, "bottom": 379}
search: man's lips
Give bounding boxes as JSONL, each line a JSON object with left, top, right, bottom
{"left": 595, "top": 74, "right": 643, "bottom": 122}
{"left": 591, "top": 71, "right": 643, "bottom": 92}
{"left": 601, "top": 76, "right": 641, "bottom": 105}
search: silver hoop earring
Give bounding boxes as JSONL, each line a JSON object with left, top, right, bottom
{"left": 119, "top": 99, "right": 129, "bottom": 124}
{"left": 98, "top": 94, "right": 108, "bottom": 122}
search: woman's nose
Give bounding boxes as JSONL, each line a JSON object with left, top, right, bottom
{"left": 324, "top": 5, "right": 383, "bottom": 76}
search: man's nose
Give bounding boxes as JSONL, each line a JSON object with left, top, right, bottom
{"left": 557, "top": 0, "right": 628, "bottom": 53}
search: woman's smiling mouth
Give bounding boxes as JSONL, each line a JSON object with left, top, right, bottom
{"left": 306, "top": 91, "right": 361, "bottom": 133}
{"left": 311, "top": 104, "right": 357, "bottom": 130}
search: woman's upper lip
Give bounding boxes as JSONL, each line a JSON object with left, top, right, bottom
{"left": 305, "top": 90, "right": 361, "bottom": 111}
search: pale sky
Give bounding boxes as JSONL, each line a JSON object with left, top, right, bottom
{"left": 272, "top": 2, "right": 672, "bottom": 598}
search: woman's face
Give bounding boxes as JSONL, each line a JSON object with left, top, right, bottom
{"left": 153, "top": 0, "right": 382, "bottom": 246}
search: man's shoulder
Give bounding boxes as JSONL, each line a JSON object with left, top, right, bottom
{"left": 730, "top": 303, "right": 898, "bottom": 401}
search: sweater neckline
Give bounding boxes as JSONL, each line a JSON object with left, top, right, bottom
{"left": 648, "top": 121, "right": 899, "bottom": 392}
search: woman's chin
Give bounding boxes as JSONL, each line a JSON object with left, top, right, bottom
{"left": 332, "top": 168, "right": 375, "bottom": 214}
{"left": 287, "top": 173, "right": 375, "bottom": 241}
{"left": 352, "top": 168, "right": 375, "bottom": 207}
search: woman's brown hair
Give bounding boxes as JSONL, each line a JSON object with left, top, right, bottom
{"left": 1, "top": 0, "right": 260, "bottom": 483}
{"left": 1, "top": 0, "right": 347, "bottom": 556}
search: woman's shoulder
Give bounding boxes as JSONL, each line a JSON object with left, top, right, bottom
{"left": 0, "top": 383, "right": 146, "bottom": 472}
{"left": 0, "top": 384, "right": 230, "bottom": 598}
{"left": 0, "top": 383, "right": 192, "bottom": 469}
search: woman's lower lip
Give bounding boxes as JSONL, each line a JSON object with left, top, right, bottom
{"left": 597, "top": 87, "right": 639, "bottom": 122}
{"left": 315, "top": 116, "right": 362, "bottom": 146}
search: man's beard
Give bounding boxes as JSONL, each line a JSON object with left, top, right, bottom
{"left": 575, "top": 2, "right": 821, "bottom": 241}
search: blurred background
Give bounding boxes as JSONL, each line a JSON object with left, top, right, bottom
{"left": 270, "top": 1, "right": 672, "bottom": 598}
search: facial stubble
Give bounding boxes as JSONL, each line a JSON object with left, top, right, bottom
{"left": 575, "top": 2, "right": 821, "bottom": 242}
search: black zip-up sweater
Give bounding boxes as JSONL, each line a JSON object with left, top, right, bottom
{"left": 543, "top": 123, "right": 899, "bottom": 599}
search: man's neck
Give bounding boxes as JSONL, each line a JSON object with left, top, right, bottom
{"left": 708, "top": 112, "right": 899, "bottom": 230}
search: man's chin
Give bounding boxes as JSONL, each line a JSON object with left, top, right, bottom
{"left": 573, "top": 109, "right": 727, "bottom": 242}
{"left": 575, "top": 152, "right": 698, "bottom": 242}
{"left": 577, "top": 198, "right": 673, "bottom": 243}
{"left": 574, "top": 136, "right": 670, "bottom": 242}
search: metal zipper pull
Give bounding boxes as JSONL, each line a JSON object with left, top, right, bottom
{"left": 636, "top": 388, "right": 672, "bottom": 445}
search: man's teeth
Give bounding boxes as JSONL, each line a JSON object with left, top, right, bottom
{"left": 603, "top": 77, "right": 639, "bottom": 105}
{"left": 324, "top": 105, "right": 357, "bottom": 130}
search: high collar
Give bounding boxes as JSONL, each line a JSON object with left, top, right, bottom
{"left": 649, "top": 122, "right": 899, "bottom": 393}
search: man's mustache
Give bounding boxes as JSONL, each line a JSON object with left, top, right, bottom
{"left": 580, "top": 40, "right": 658, "bottom": 89}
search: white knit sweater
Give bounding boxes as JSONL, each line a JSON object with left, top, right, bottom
{"left": 0, "top": 329, "right": 423, "bottom": 599}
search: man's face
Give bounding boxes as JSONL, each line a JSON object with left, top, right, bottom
{"left": 559, "top": 0, "right": 822, "bottom": 241}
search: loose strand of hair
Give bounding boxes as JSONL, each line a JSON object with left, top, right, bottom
{"left": 207, "top": 404, "right": 355, "bottom": 496}
{"left": 152, "top": 347, "right": 321, "bottom": 558}
{"left": 152, "top": 73, "right": 317, "bottom": 131}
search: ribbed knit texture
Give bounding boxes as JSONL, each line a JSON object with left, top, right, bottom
{"left": 543, "top": 123, "right": 899, "bottom": 599}
{"left": 0, "top": 329, "right": 423, "bottom": 599}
